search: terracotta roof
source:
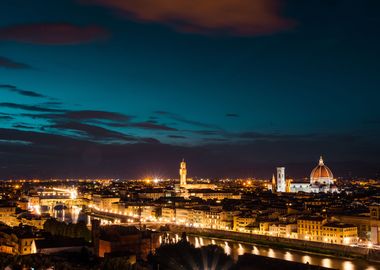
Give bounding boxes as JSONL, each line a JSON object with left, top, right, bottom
{"left": 310, "top": 156, "right": 333, "bottom": 180}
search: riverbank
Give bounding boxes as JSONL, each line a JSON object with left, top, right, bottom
{"left": 181, "top": 234, "right": 378, "bottom": 270}
{"left": 167, "top": 225, "right": 380, "bottom": 262}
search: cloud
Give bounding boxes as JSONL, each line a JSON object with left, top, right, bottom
{"left": 168, "top": 135, "right": 186, "bottom": 139}
{"left": 40, "top": 101, "right": 63, "bottom": 107}
{"left": 202, "top": 138, "right": 228, "bottom": 142}
{"left": 236, "top": 131, "right": 314, "bottom": 141}
{"left": 131, "top": 122, "right": 177, "bottom": 131}
{"left": 17, "top": 108, "right": 163, "bottom": 143}
{"left": 189, "top": 130, "right": 220, "bottom": 136}
{"left": 0, "top": 102, "right": 64, "bottom": 112}
{"left": 84, "top": 0, "right": 295, "bottom": 36}
{"left": 155, "top": 111, "right": 220, "bottom": 129}
{"left": 63, "top": 110, "right": 132, "bottom": 122}
{"left": 21, "top": 108, "right": 177, "bottom": 140}
{"left": 50, "top": 121, "right": 137, "bottom": 142}
{"left": 13, "top": 124, "right": 34, "bottom": 129}
{"left": 0, "top": 84, "right": 45, "bottom": 98}
{"left": 0, "top": 115, "right": 13, "bottom": 121}
{"left": 0, "top": 23, "right": 108, "bottom": 45}
{"left": 0, "top": 56, "right": 31, "bottom": 69}
{"left": 226, "top": 113, "right": 239, "bottom": 117}
{"left": 22, "top": 110, "right": 132, "bottom": 123}
{"left": 0, "top": 127, "right": 379, "bottom": 179}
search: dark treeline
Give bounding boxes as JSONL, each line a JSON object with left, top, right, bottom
{"left": 43, "top": 219, "right": 91, "bottom": 242}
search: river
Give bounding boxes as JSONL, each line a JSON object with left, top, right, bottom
{"left": 179, "top": 235, "right": 380, "bottom": 270}
{"left": 49, "top": 209, "right": 379, "bottom": 270}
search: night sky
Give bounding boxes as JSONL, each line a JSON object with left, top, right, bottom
{"left": 1, "top": 0, "right": 380, "bottom": 179}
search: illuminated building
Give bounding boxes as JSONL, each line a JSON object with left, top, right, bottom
{"left": 336, "top": 204, "right": 380, "bottom": 244}
{"left": 310, "top": 156, "right": 334, "bottom": 185}
{"left": 298, "top": 217, "right": 357, "bottom": 244}
{"left": 27, "top": 196, "right": 40, "bottom": 208}
{"left": 280, "top": 157, "right": 339, "bottom": 193}
{"left": 175, "top": 208, "right": 193, "bottom": 224}
{"left": 92, "top": 223, "right": 160, "bottom": 259}
{"left": 369, "top": 204, "right": 380, "bottom": 244}
{"left": 137, "top": 189, "right": 166, "bottom": 200}
{"left": 92, "top": 194, "right": 120, "bottom": 210}
{"left": 285, "top": 179, "right": 292, "bottom": 193}
{"left": 187, "top": 189, "right": 240, "bottom": 200}
{"left": 17, "top": 199, "right": 29, "bottom": 211}
{"left": 259, "top": 221, "right": 276, "bottom": 233}
{"left": 276, "top": 167, "right": 286, "bottom": 192}
{"left": 297, "top": 216, "right": 327, "bottom": 241}
{"left": 140, "top": 206, "right": 157, "bottom": 221}
{"left": 180, "top": 159, "right": 187, "bottom": 188}
{"left": 0, "top": 205, "right": 17, "bottom": 226}
{"left": 161, "top": 207, "right": 175, "bottom": 222}
{"left": 0, "top": 245, "right": 13, "bottom": 254}
{"left": 219, "top": 210, "right": 240, "bottom": 230}
{"left": 19, "top": 213, "right": 47, "bottom": 230}
{"left": 321, "top": 223, "right": 358, "bottom": 244}
{"left": 309, "top": 156, "right": 338, "bottom": 193}
{"left": 269, "top": 223, "right": 297, "bottom": 238}
{"left": 233, "top": 214, "right": 256, "bottom": 232}
{"left": 175, "top": 159, "right": 215, "bottom": 193}
{"left": 271, "top": 174, "right": 276, "bottom": 192}
{"left": 19, "top": 237, "right": 38, "bottom": 255}
{"left": 202, "top": 206, "right": 222, "bottom": 229}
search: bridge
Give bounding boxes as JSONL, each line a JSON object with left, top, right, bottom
{"left": 29, "top": 187, "right": 85, "bottom": 215}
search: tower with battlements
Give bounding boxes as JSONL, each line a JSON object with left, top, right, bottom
{"left": 179, "top": 159, "right": 187, "bottom": 188}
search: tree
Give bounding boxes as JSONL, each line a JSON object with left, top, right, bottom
{"left": 150, "top": 241, "right": 233, "bottom": 270}
{"left": 102, "top": 257, "right": 134, "bottom": 270}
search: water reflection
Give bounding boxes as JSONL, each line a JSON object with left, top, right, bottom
{"left": 195, "top": 237, "right": 200, "bottom": 248}
{"left": 224, "top": 242, "right": 231, "bottom": 255}
{"left": 302, "top": 255, "right": 312, "bottom": 265}
{"left": 252, "top": 246, "right": 259, "bottom": 255}
{"left": 44, "top": 207, "right": 109, "bottom": 225}
{"left": 342, "top": 261, "right": 354, "bottom": 270}
{"left": 284, "top": 251, "right": 293, "bottom": 261}
{"left": 267, "top": 248, "right": 275, "bottom": 258}
{"left": 321, "top": 258, "right": 332, "bottom": 268}
{"left": 184, "top": 236, "right": 380, "bottom": 270}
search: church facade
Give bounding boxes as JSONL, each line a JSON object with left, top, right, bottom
{"left": 271, "top": 157, "right": 338, "bottom": 193}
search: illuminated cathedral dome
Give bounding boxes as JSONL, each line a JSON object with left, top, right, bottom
{"left": 310, "top": 156, "right": 334, "bottom": 185}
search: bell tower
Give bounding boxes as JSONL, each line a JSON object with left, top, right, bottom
{"left": 179, "top": 159, "right": 187, "bottom": 188}
{"left": 276, "top": 167, "right": 286, "bottom": 192}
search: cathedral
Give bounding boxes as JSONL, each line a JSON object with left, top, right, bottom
{"left": 271, "top": 156, "right": 338, "bottom": 193}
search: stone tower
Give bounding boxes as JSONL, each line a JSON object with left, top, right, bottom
{"left": 179, "top": 159, "right": 187, "bottom": 188}
{"left": 271, "top": 174, "right": 276, "bottom": 192}
{"left": 276, "top": 167, "right": 286, "bottom": 192}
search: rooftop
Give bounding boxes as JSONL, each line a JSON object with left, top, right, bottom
{"left": 323, "top": 222, "right": 357, "bottom": 228}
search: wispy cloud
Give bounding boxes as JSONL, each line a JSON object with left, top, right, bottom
{"left": 0, "top": 56, "right": 31, "bottom": 69}
{"left": 84, "top": 0, "right": 295, "bottom": 36}
{"left": 50, "top": 121, "right": 137, "bottom": 142}
{"left": 0, "top": 102, "right": 64, "bottom": 112}
{"left": 155, "top": 111, "right": 221, "bottom": 129}
{"left": 0, "top": 23, "right": 108, "bottom": 45}
{"left": 225, "top": 113, "right": 239, "bottom": 117}
{"left": 0, "top": 84, "right": 46, "bottom": 98}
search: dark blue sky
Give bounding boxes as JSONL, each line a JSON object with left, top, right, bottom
{"left": 0, "top": 0, "right": 379, "bottom": 179}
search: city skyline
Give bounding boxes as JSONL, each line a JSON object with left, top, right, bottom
{"left": 1, "top": 0, "right": 380, "bottom": 179}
